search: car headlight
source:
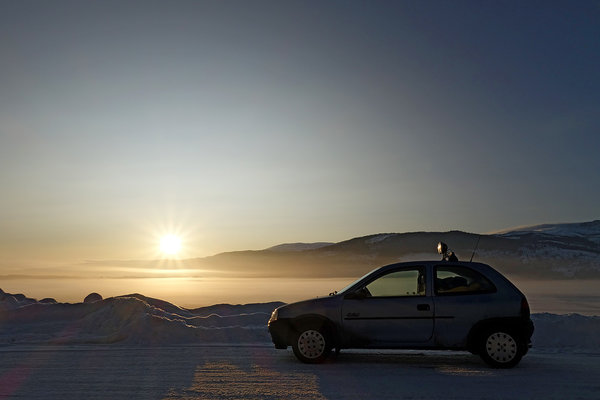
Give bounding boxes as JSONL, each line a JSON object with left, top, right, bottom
{"left": 269, "top": 308, "right": 279, "bottom": 323}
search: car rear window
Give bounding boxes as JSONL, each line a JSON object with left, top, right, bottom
{"left": 435, "top": 265, "right": 496, "bottom": 295}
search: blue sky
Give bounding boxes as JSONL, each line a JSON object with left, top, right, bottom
{"left": 1, "top": 1, "right": 599, "bottom": 264}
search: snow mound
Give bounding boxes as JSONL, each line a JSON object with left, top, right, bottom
{"left": 0, "top": 288, "right": 37, "bottom": 311}
{"left": 83, "top": 292, "right": 102, "bottom": 303}
{"left": 531, "top": 313, "right": 600, "bottom": 350}
{"left": 0, "top": 289, "right": 275, "bottom": 345}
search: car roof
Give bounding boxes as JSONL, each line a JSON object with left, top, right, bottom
{"left": 377, "top": 260, "right": 492, "bottom": 270}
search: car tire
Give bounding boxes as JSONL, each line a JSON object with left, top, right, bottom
{"left": 292, "top": 323, "right": 332, "bottom": 364}
{"left": 478, "top": 328, "right": 525, "bottom": 368}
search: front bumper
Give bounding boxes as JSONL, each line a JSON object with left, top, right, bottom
{"left": 268, "top": 319, "right": 292, "bottom": 349}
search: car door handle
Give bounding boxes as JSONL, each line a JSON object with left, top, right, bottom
{"left": 417, "top": 304, "right": 430, "bottom": 311}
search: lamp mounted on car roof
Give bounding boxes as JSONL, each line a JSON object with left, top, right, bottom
{"left": 437, "top": 241, "right": 458, "bottom": 262}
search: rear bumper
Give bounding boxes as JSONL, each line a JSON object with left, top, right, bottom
{"left": 525, "top": 318, "right": 535, "bottom": 348}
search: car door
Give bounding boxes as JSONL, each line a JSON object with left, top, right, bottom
{"left": 341, "top": 266, "right": 434, "bottom": 346}
{"left": 432, "top": 264, "right": 498, "bottom": 347}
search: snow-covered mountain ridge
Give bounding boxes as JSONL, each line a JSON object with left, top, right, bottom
{"left": 494, "top": 220, "right": 600, "bottom": 239}
{"left": 266, "top": 242, "right": 334, "bottom": 252}
{"left": 225, "top": 220, "right": 599, "bottom": 279}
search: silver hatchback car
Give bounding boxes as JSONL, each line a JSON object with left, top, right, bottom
{"left": 268, "top": 261, "right": 534, "bottom": 368}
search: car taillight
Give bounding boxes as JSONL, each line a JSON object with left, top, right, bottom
{"left": 521, "top": 296, "right": 530, "bottom": 318}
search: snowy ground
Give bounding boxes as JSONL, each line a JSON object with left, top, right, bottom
{"left": 1, "top": 288, "right": 599, "bottom": 399}
{"left": 0, "top": 345, "right": 598, "bottom": 400}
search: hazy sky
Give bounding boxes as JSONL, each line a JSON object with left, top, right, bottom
{"left": 2, "top": 1, "right": 599, "bottom": 265}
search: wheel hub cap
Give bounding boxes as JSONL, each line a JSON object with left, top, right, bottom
{"left": 486, "top": 332, "right": 517, "bottom": 363}
{"left": 298, "top": 330, "right": 325, "bottom": 359}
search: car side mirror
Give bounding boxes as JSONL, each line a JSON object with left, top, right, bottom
{"left": 344, "top": 287, "right": 368, "bottom": 300}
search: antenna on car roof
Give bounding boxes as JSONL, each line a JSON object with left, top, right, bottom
{"left": 469, "top": 235, "right": 481, "bottom": 262}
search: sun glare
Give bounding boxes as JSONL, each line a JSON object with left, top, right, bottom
{"left": 159, "top": 235, "right": 182, "bottom": 256}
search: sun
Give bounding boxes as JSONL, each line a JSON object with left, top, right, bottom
{"left": 159, "top": 235, "right": 182, "bottom": 256}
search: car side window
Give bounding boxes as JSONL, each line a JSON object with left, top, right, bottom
{"left": 364, "top": 267, "right": 425, "bottom": 297}
{"left": 435, "top": 266, "right": 496, "bottom": 295}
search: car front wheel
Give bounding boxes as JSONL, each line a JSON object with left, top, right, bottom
{"left": 479, "top": 329, "right": 525, "bottom": 368}
{"left": 292, "top": 324, "right": 331, "bottom": 363}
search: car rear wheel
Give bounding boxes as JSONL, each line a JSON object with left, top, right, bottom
{"left": 479, "top": 329, "right": 524, "bottom": 368}
{"left": 292, "top": 324, "right": 332, "bottom": 363}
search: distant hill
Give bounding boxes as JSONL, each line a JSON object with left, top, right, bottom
{"left": 187, "top": 220, "right": 600, "bottom": 279}
{"left": 266, "top": 242, "right": 334, "bottom": 252}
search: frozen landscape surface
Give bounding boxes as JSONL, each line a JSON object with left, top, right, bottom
{"left": 1, "top": 346, "right": 599, "bottom": 399}
{"left": 1, "top": 288, "right": 599, "bottom": 399}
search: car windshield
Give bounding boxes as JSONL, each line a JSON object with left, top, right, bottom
{"left": 335, "top": 268, "right": 380, "bottom": 295}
